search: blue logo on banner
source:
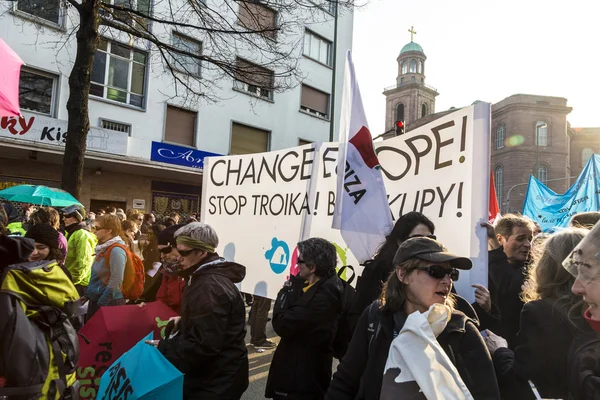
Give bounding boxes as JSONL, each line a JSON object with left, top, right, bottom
{"left": 265, "top": 238, "right": 290, "bottom": 274}
{"left": 523, "top": 154, "right": 600, "bottom": 232}
{"left": 150, "top": 141, "right": 221, "bottom": 169}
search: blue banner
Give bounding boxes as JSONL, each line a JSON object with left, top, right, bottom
{"left": 523, "top": 155, "right": 600, "bottom": 231}
{"left": 151, "top": 141, "right": 221, "bottom": 170}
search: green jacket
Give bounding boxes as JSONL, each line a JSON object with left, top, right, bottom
{"left": 6, "top": 221, "right": 26, "bottom": 236}
{"left": 64, "top": 228, "right": 97, "bottom": 287}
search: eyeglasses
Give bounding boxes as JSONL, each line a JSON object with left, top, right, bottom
{"left": 177, "top": 248, "right": 199, "bottom": 257}
{"left": 159, "top": 246, "right": 173, "bottom": 255}
{"left": 297, "top": 258, "right": 306, "bottom": 264}
{"left": 418, "top": 265, "right": 459, "bottom": 281}
{"left": 409, "top": 234, "right": 437, "bottom": 240}
{"left": 95, "top": 226, "right": 107, "bottom": 231}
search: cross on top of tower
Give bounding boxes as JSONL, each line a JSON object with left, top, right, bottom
{"left": 408, "top": 26, "right": 417, "bottom": 42}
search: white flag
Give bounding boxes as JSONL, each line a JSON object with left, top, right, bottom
{"left": 332, "top": 51, "right": 394, "bottom": 263}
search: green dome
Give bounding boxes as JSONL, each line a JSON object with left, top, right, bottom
{"left": 400, "top": 42, "right": 424, "bottom": 55}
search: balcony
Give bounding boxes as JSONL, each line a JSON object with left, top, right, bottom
{"left": 383, "top": 80, "right": 438, "bottom": 93}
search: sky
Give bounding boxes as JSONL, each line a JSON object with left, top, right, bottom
{"left": 351, "top": 0, "right": 600, "bottom": 137}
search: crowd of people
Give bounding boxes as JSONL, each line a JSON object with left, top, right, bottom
{"left": 0, "top": 200, "right": 599, "bottom": 400}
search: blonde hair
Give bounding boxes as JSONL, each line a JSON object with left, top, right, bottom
{"left": 522, "top": 228, "right": 587, "bottom": 315}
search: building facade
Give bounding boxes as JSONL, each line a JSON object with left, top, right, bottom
{"left": 384, "top": 34, "right": 600, "bottom": 214}
{"left": 0, "top": 0, "right": 353, "bottom": 215}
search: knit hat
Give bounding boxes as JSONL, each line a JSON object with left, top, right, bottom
{"left": 25, "top": 224, "right": 60, "bottom": 249}
{"left": 63, "top": 204, "right": 86, "bottom": 222}
{"left": 157, "top": 224, "right": 184, "bottom": 246}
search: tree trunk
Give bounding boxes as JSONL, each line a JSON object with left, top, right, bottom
{"left": 61, "top": 0, "right": 100, "bottom": 200}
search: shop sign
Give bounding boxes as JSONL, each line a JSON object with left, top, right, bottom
{"left": 150, "top": 141, "right": 221, "bottom": 170}
{"left": 0, "top": 111, "right": 128, "bottom": 155}
{"left": 132, "top": 199, "right": 145, "bottom": 209}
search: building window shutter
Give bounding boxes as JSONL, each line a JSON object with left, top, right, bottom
{"left": 164, "top": 105, "right": 196, "bottom": 147}
{"left": 300, "top": 85, "right": 329, "bottom": 117}
{"left": 237, "top": 1, "right": 277, "bottom": 39}
{"left": 231, "top": 123, "right": 269, "bottom": 155}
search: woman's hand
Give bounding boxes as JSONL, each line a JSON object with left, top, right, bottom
{"left": 145, "top": 340, "right": 160, "bottom": 347}
{"left": 472, "top": 284, "right": 492, "bottom": 313}
{"left": 484, "top": 330, "right": 508, "bottom": 355}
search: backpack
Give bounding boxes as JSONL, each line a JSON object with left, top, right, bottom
{"left": 99, "top": 243, "right": 145, "bottom": 301}
{"left": 0, "top": 260, "right": 80, "bottom": 399}
{"left": 332, "top": 265, "right": 356, "bottom": 360}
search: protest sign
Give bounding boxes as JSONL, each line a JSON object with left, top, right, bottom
{"left": 202, "top": 103, "right": 491, "bottom": 301}
{"left": 523, "top": 154, "right": 600, "bottom": 231}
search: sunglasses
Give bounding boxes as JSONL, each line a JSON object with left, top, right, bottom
{"left": 177, "top": 248, "right": 199, "bottom": 257}
{"left": 409, "top": 234, "right": 437, "bottom": 240}
{"left": 159, "top": 246, "right": 173, "bottom": 255}
{"left": 418, "top": 265, "right": 460, "bottom": 281}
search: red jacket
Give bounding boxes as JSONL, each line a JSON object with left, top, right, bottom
{"left": 156, "top": 274, "right": 185, "bottom": 315}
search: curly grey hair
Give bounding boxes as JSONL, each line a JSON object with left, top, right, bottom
{"left": 175, "top": 222, "right": 219, "bottom": 249}
{"left": 297, "top": 237, "right": 337, "bottom": 277}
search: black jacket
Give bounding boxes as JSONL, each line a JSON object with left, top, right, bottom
{"left": 493, "top": 299, "right": 595, "bottom": 399}
{"left": 568, "top": 329, "right": 600, "bottom": 399}
{"left": 488, "top": 247, "right": 527, "bottom": 349}
{"left": 158, "top": 254, "right": 248, "bottom": 400}
{"left": 326, "top": 302, "right": 500, "bottom": 400}
{"left": 266, "top": 273, "right": 344, "bottom": 399}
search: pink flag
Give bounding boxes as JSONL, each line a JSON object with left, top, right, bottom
{"left": 332, "top": 51, "right": 393, "bottom": 263}
{"left": 0, "top": 38, "right": 24, "bottom": 117}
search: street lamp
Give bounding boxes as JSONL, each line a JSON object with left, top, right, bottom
{"left": 535, "top": 122, "right": 548, "bottom": 180}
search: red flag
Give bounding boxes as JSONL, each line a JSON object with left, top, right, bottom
{"left": 489, "top": 171, "right": 501, "bottom": 223}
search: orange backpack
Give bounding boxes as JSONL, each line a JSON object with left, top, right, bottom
{"left": 100, "top": 243, "right": 145, "bottom": 300}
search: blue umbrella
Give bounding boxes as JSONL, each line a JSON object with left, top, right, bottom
{"left": 97, "top": 332, "right": 184, "bottom": 399}
{"left": 0, "top": 184, "right": 82, "bottom": 207}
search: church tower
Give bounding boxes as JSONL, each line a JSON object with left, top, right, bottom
{"left": 384, "top": 27, "right": 439, "bottom": 132}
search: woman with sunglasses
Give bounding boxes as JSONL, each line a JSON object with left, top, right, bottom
{"left": 326, "top": 237, "right": 500, "bottom": 399}
{"left": 349, "top": 212, "right": 497, "bottom": 333}
{"left": 85, "top": 214, "right": 128, "bottom": 319}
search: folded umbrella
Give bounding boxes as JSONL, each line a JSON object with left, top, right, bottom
{"left": 76, "top": 301, "right": 179, "bottom": 400}
{"left": 97, "top": 332, "right": 183, "bottom": 399}
{"left": 0, "top": 184, "right": 82, "bottom": 207}
{"left": 0, "top": 38, "right": 24, "bottom": 117}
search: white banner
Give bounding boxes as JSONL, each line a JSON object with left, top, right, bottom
{"left": 202, "top": 104, "right": 491, "bottom": 301}
{"left": 0, "top": 111, "right": 128, "bottom": 155}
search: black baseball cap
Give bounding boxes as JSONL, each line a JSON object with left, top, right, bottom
{"left": 393, "top": 237, "right": 472, "bottom": 270}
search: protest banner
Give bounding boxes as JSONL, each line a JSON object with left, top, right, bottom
{"left": 202, "top": 103, "right": 491, "bottom": 301}
{"left": 523, "top": 154, "right": 600, "bottom": 231}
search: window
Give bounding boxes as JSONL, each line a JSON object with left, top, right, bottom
{"left": 15, "top": 0, "right": 61, "bottom": 25}
{"left": 164, "top": 105, "right": 196, "bottom": 147}
{"left": 418, "top": 60, "right": 423, "bottom": 74}
{"left": 100, "top": 0, "right": 151, "bottom": 30}
{"left": 582, "top": 148, "right": 594, "bottom": 167}
{"left": 496, "top": 124, "right": 505, "bottom": 149}
{"left": 400, "top": 77, "right": 404, "bottom": 84}
{"left": 101, "top": 119, "right": 131, "bottom": 136}
{"left": 395, "top": 103, "right": 404, "bottom": 122}
{"left": 537, "top": 164, "right": 548, "bottom": 184}
{"left": 90, "top": 39, "right": 148, "bottom": 108}
{"left": 300, "top": 85, "right": 330, "bottom": 119}
{"left": 535, "top": 121, "right": 548, "bottom": 146}
{"left": 172, "top": 33, "right": 202, "bottom": 76}
{"left": 401, "top": 61, "right": 408, "bottom": 74}
{"left": 19, "top": 69, "right": 57, "bottom": 116}
{"left": 495, "top": 165, "right": 503, "bottom": 208}
{"left": 231, "top": 122, "right": 269, "bottom": 155}
{"left": 237, "top": 1, "right": 277, "bottom": 40}
{"left": 303, "top": 30, "right": 332, "bottom": 66}
{"left": 233, "top": 58, "right": 274, "bottom": 100}
{"left": 409, "top": 59, "right": 417, "bottom": 73}
{"left": 421, "top": 103, "right": 428, "bottom": 118}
